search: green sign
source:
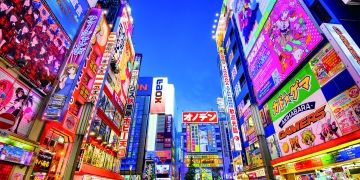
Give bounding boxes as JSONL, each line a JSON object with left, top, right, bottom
{"left": 267, "top": 64, "right": 320, "bottom": 121}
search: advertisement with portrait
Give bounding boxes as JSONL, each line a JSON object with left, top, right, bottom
{"left": 274, "top": 91, "right": 342, "bottom": 157}
{"left": 321, "top": 23, "right": 360, "bottom": 87}
{"left": 328, "top": 85, "right": 360, "bottom": 135}
{"left": 259, "top": 103, "right": 271, "bottom": 127}
{"left": 198, "top": 125, "right": 209, "bottom": 152}
{"left": 182, "top": 111, "right": 218, "bottom": 123}
{"left": 219, "top": 47, "right": 242, "bottom": 151}
{"left": 233, "top": 0, "right": 276, "bottom": 57}
{"left": 308, "top": 43, "right": 345, "bottom": 86}
{"left": 150, "top": 77, "right": 168, "bottom": 114}
{"left": 0, "top": 68, "right": 42, "bottom": 136}
{"left": 0, "top": 0, "right": 71, "bottom": 92}
{"left": 266, "top": 135, "right": 281, "bottom": 159}
{"left": 45, "top": 0, "right": 90, "bottom": 40}
{"left": 247, "top": 0, "right": 323, "bottom": 104}
{"left": 42, "top": 8, "right": 102, "bottom": 122}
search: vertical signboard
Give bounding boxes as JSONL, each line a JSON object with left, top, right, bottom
{"left": 150, "top": 77, "right": 167, "bottom": 114}
{"left": 164, "top": 115, "right": 172, "bottom": 148}
{"left": 43, "top": 9, "right": 102, "bottom": 121}
{"left": 219, "top": 47, "right": 242, "bottom": 151}
{"left": 233, "top": 0, "right": 276, "bottom": 57}
{"left": 118, "top": 53, "right": 142, "bottom": 157}
{"left": 146, "top": 114, "right": 158, "bottom": 151}
{"left": 320, "top": 23, "right": 360, "bottom": 87}
{"left": 137, "top": 77, "right": 153, "bottom": 96}
{"left": 247, "top": 0, "right": 323, "bottom": 104}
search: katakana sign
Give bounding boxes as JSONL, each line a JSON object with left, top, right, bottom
{"left": 182, "top": 111, "right": 218, "bottom": 123}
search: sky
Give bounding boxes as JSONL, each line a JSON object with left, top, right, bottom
{"left": 131, "top": 1, "right": 224, "bottom": 121}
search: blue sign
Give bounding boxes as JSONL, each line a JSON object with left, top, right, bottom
{"left": 45, "top": 0, "right": 90, "bottom": 40}
{"left": 137, "top": 77, "right": 153, "bottom": 96}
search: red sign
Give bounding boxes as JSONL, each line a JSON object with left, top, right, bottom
{"left": 182, "top": 111, "right": 218, "bottom": 123}
{"left": 0, "top": 113, "right": 16, "bottom": 129}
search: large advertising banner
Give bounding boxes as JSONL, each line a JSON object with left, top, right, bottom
{"left": 267, "top": 64, "right": 342, "bottom": 156}
{"left": 233, "top": 0, "right": 276, "bottom": 57}
{"left": 0, "top": 68, "right": 42, "bottom": 136}
{"left": 150, "top": 77, "right": 167, "bottom": 114}
{"left": 320, "top": 23, "right": 360, "bottom": 87}
{"left": 45, "top": 0, "right": 90, "bottom": 40}
{"left": 219, "top": 47, "right": 242, "bottom": 151}
{"left": 182, "top": 111, "right": 218, "bottom": 123}
{"left": 247, "top": 0, "right": 323, "bottom": 104}
{"left": 0, "top": 0, "right": 71, "bottom": 92}
{"left": 328, "top": 85, "right": 360, "bottom": 135}
{"left": 42, "top": 8, "right": 102, "bottom": 121}
{"left": 308, "top": 43, "right": 345, "bottom": 86}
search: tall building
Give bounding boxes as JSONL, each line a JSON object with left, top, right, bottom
{"left": 181, "top": 111, "right": 224, "bottom": 180}
{"left": 214, "top": 0, "right": 360, "bottom": 179}
{"left": 121, "top": 77, "right": 153, "bottom": 179}
{"left": 217, "top": 97, "right": 234, "bottom": 179}
{"left": 142, "top": 77, "right": 175, "bottom": 180}
{"left": 0, "top": 1, "right": 139, "bottom": 179}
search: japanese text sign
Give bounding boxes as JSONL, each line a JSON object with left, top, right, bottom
{"left": 182, "top": 111, "right": 218, "bottom": 123}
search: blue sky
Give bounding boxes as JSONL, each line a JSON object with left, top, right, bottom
{"left": 131, "top": 1, "right": 223, "bottom": 120}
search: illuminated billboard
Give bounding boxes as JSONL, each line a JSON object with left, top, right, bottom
{"left": 45, "top": 0, "right": 90, "bottom": 40}
{"left": 150, "top": 77, "right": 168, "bottom": 114}
{"left": 328, "top": 85, "right": 360, "bottom": 135}
{"left": 267, "top": 64, "right": 343, "bottom": 157}
{"left": 42, "top": 9, "right": 102, "bottom": 122}
{"left": 233, "top": 0, "right": 276, "bottom": 57}
{"left": 0, "top": 68, "right": 42, "bottom": 136}
{"left": 182, "top": 111, "right": 218, "bottom": 123}
{"left": 321, "top": 23, "right": 360, "bottom": 87}
{"left": 185, "top": 124, "right": 218, "bottom": 153}
{"left": 184, "top": 155, "right": 223, "bottom": 168}
{"left": 247, "top": 0, "right": 323, "bottom": 104}
{"left": 219, "top": 47, "right": 242, "bottom": 151}
{"left": 0, "top": 0, "right": 71, "bottom": 92}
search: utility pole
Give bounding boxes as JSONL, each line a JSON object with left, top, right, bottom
{"left": 63, "top": 102, "right": 94, "bottom": 180}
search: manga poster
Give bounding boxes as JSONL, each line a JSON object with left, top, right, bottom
{"left": 328, "top": 85, "right": 360, "bottom": 135}
{"left": 0, "top": 68, "right": 42, "bottom": 136}
{"left": 0, "top": 0, "right": 70, "bottom": 92}
{"left": 233, "top": 0, "right": 276, "bottom": 57}
{"left": 247, "top": 0, "right": 323, "bottom": 104}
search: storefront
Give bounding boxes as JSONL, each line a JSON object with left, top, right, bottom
{"left": 0, "top": 131, "right": 38, "bottom": 180}
{"left": 32, "top": 124, "right": 73, "bottom": 180}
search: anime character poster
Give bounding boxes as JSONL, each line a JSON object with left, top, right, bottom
{"left": 42, "top": 9, "right": 102, "bottom": 122}
{"left": 0, "top": 68, "right": 42, "bottom": 136}
{"left": 0, "top": 0, "right": 71, "bottom": 92}
{"left": 328, "top": 85, "right": 360, "bottom": 135}
{"left": 233, "top": 0, "right": 276, "bottom": 57}
{"left": 309, "top": 43, "right": 345, "bottom": 86}
{"left": 274, "top": 90, "right": 342, "bottom": 157}
{"left": 266, "top": 135, "right": 281, "bottom": 159}
{"left": 247, "top": 0, "right": 323, "bottom": 104}
{"left": 198, "top": 125, "right": 209, "bottom": 152}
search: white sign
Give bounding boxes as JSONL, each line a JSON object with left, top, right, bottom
{"left": 321, "top": 23, "right": 360, "bottom": 87}
{"left": 219, "top": 47, "right": 242, "bottom": 151}
{"left": 150, "top": 77, "right": 167, "bottom": 113}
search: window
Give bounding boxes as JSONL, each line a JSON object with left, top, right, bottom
{"left": 235, "top": 57, "right": 241, "bottom": 69}
{"left": 232, "top": 42, "right": 238, "bottom": 55}
{"left": 310, "top": 0, "right": 332, "bottom": 23}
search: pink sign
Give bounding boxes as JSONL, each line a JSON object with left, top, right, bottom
{"left": 247, "top": 0, "right": 323, "bottom": 104}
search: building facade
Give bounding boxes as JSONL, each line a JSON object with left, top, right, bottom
{"left": 215, "top": 0, "right": 360, "bottom": 179}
